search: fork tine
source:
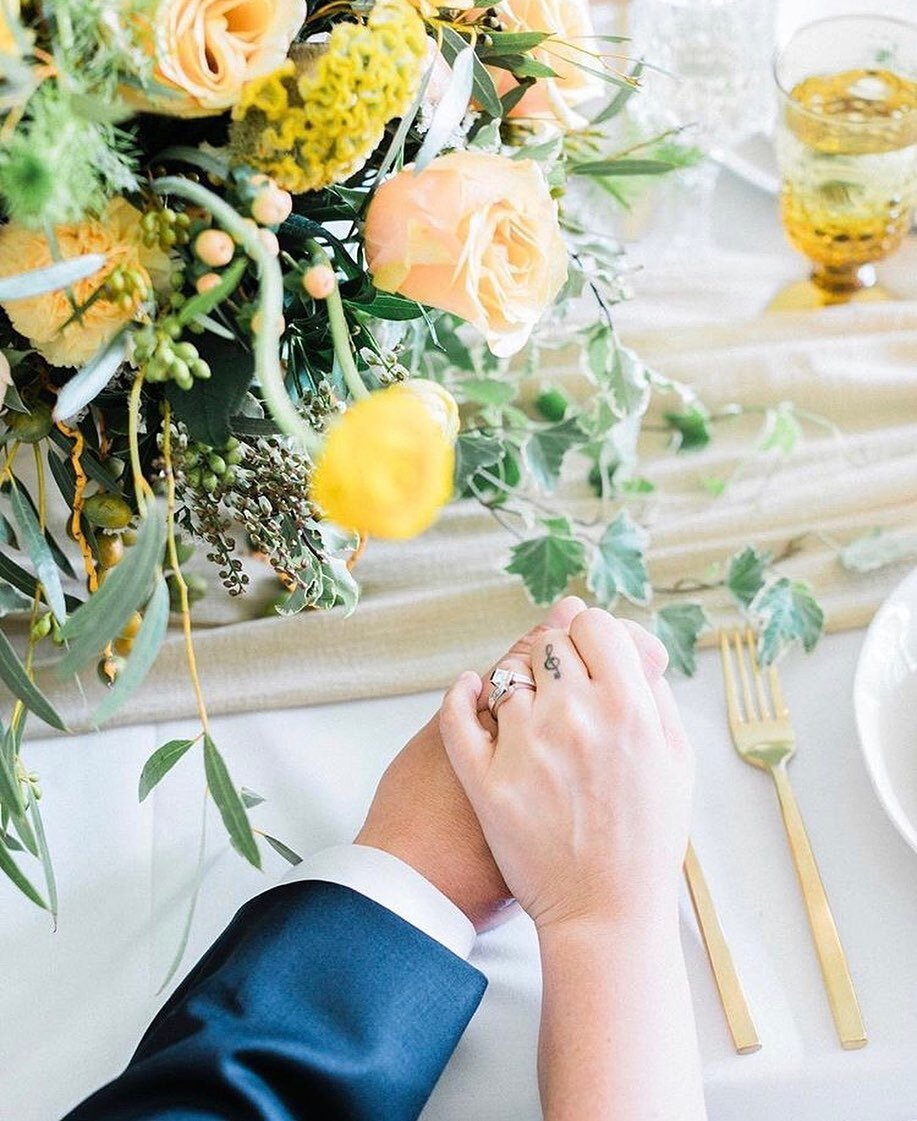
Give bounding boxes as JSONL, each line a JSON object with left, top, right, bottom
{"left": 746, "top": 629, "right": 773, "bottom": 719}
{"left": 732, "top": 631, "right": 758, "bottom": 721}
{"left": 719, "top": 631, "right": 745, "bottom": 724}
{"left": 768, "top": 662, "right": 789, "bottom": 717}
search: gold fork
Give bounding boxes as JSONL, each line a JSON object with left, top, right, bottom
{"left": 719, "top": 630, "right": 866, "bottom": 1050}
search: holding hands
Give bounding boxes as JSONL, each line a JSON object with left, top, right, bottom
{"left": 440, "top": 605, "right": 694, "bottom": 935}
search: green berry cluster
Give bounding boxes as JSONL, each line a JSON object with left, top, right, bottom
{"left": 102, "top": 264, "right": 151, "bottom": 313}
{"left": 133, "top": 322, "right": 211, "bottom": 389}
{"left": 183, "top": 436, "right": 243, "bottom": 493}
{"left": 140, "top": 206, "right": 191, "bottom": 252}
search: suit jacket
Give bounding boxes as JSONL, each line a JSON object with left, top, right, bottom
{"left": 63, "top": 880, "right": 488, "bottom": 1121}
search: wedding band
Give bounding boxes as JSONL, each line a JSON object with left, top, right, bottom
{"left": 487, "top": 666, "right": 536, "bottom": 719}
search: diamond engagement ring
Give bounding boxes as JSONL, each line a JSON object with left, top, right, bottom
{"left": 487, "top": 667, "right": 537, "bottom": 719}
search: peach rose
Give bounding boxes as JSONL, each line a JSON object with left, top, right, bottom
{"left": 141, "top": 0, "right": 306, "bottom": 117}
{"left": 365, "top": 151, "right": 567, "bottom": 358}
{"left": 492, "top": 0, "right": 603, "bottom": 130}
{"left": 0, "top": 199, "right": 171, "bottom": 367}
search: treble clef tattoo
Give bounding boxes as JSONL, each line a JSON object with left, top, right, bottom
{"left": 544, "top": 643, "right": 561, "bottom": 679}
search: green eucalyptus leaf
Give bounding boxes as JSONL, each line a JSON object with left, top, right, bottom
{"left": 204, "top": 734, "right": 261, "bottom": 869}
{"left": 28, "top": 792, "right": 57, "bottom": 923}
{"left": 176, "top": 256, "right": 247, "bottom": 328}
{"left": 0, "top": 254, "right": 106, "bottom": 301}
{"left": 0, "top": 730, "right": 25, "bottom": 815}
{"left": 749, "top": 578, "right": 824, "bottom": 665}
{"left": 479, "top": 30, "right": 551, "bottom": 53}
{"left": 726, "top": 545, "right": 770, "bottom": 608}
{"left": 591, "top": 60, "right": 644, "bottom": 125}
{"left": 345, "top": 293, "right": 425, "bottom": 321}
{"left": 260, "top": 832, "right": 303, "bottom": 866}
{"left": 653, "top": 603, "right": 710, "bottom": 676}
{"left": 0, "top": 582, "right": 32, "bottom": 616}
{"left": 9, "top": 481, "right": 66, "bottom": 624}
{"left": 414, "top": 45, "right": 475, "bottom": 173}
{"left": 587, "top": 511, "right": 651, "bottom": 608}
{"left": 56, "top": 505, "right": 166, "bottom": 677}
{"left": 571, "top": 158, "right": 677, "bottom": 177}
{"left": 0, "top": 629, "right": 66, "bottom": 730}
{"left": 441, "top": 26, "right": 502, "bottom": 116}
{"left": 92, "top": 577, "right": 170, "bottom": 725}
{"left": 506, "top": 517, "right": 587, "bottom": 606}
{"left": 0, "top": 834, "right": 48, "bottom": 910}
{"left": 53, "top": 333, "right": 129, "bottom": 422}
{"left": 138, "top": 737, "right": 196, "bottom": 802}
{"left": 48, "top": 429, "right": 121, "bottom": 491}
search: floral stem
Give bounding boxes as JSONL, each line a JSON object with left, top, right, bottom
{"left": 162, "top": 403, "right": 210, "bottom": 736}
{"left": 306, "top": 240, "right": 368, "bottom": 401}
{"left": 127, "top": 372, "right": 148, "bottom": 515}
{"left": 0, "top": 439, "right": 20, "bottom": 486}
{"left": 150, "top": 175, "right": 321, "bottom": 459}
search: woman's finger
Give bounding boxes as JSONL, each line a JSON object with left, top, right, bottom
{"left": 476, "top": 596, "right": 587, "bottom": 723}
{"left": 622, "top": 619, "right": 669, "bottom": 678}
{"left": 531, "top": 627, "right": 587, "bottom": 690}
{"left": 440, "top": 671, "right": 495, "bottom": 798}
{"left": 648, "top": 674, "right": 692, "bottom": 756}
{"left": 569, "top": 608, "right": 662, "bottom": 727}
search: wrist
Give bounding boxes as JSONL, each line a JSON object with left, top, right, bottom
{"left": 535, "top": 900, "right": 680, "bottom": 950}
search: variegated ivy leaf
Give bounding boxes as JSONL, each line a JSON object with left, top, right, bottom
{"left": 664, "top": 406, "right": 711, "bottom": 452}
{"left": 749, "top": 578, "right": 824, "bottom": 665}
{"left": 524, "top": 416, "right": 586, "bottom": 493}
{"left": 839, "top": 528, "right": 917, "bottom": 574}
{"left": 653, "top": 603, "right": 710, "bottom": 676}
{"left": 583, "top": 324, "right": 650, "bottom": 419}
{"left": 726, "top": 545, "right": 770, "bottom": 608}
{"left": 453, "top": 432, "right": 504, "bottom": 493}
{"left": 506, "top": 517, "right": 587, "bottom": 606}
{"left": 587, "top": 511, "right": 651, "bottom": 608}
{"left": 759, "top": 402, "right": 802, "bottom": 456}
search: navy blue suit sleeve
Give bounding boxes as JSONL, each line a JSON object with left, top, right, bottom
{"left": 63, "top": 880, "right": 487, "bottom": 1121}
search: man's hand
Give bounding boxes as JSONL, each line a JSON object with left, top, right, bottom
{"left": 355, "top": 599, "right": 670, "bottom": 932}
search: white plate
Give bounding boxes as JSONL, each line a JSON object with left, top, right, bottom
{"left": 854, "top": 565, "right": 917, "bottom": 854}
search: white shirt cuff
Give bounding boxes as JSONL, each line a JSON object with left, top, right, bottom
{"left": 281, "top": 843, "right": 477, "bottom": 961}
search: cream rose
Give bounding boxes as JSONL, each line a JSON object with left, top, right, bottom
{"left": 365, "top": 151, "right": 567, "bottom": 358}
{"left": 142, "top": 0, "right": 306, "bottom": 117}
{"left": 492, "top": 0, "right": 603, "bottom": 130}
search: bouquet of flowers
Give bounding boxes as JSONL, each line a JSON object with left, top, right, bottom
{"left": 5, "top": 0, "right": 815, "bottom": 927}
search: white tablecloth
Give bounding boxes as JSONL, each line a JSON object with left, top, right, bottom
{"left": 4, "top": 629, "right": 917, "bottom": 1121}
{"left": 5, "top": 1, "right": 917, "bottom": 1111}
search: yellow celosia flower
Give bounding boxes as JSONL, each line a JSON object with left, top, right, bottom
{"left": 230, "top": 0, "right": 427, "bottom": 194}
{"left": 0, "top": 200, "right": 171, "bottom": 368}
{"left": 312, "top": 384, "right": 455, "bottom": 540}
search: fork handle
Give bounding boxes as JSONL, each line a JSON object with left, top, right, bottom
{"left": 770, "top": 766, "right": 867, "bottom": 1049}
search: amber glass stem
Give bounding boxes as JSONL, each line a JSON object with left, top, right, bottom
{"left": 810, "top": 261, "right": 877, "bottom": 295}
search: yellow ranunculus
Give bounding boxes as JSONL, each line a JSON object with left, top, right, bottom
{"left": 0, "top": 200, "right": 171, "bottom": 367}
{"left": 311, "top": 385, "right": 455, "bottom": 541}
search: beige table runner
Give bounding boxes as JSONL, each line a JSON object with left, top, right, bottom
{"left": 13, "top": 247, "right": 917, "bottom": 731}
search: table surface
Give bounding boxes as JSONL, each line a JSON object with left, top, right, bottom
{"left": 4, "top": 2, "right": 917, "bottom": 1114}
{"left": 4, "top": 625, "right": 917, "bottom": 1121}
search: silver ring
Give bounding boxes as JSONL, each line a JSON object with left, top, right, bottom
{"left": 487, "top": 666, "right": 536, "bottom": 719}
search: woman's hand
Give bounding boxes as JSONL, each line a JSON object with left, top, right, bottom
{"left": 439, "top": 607, "right": 694, "bottom": 934}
